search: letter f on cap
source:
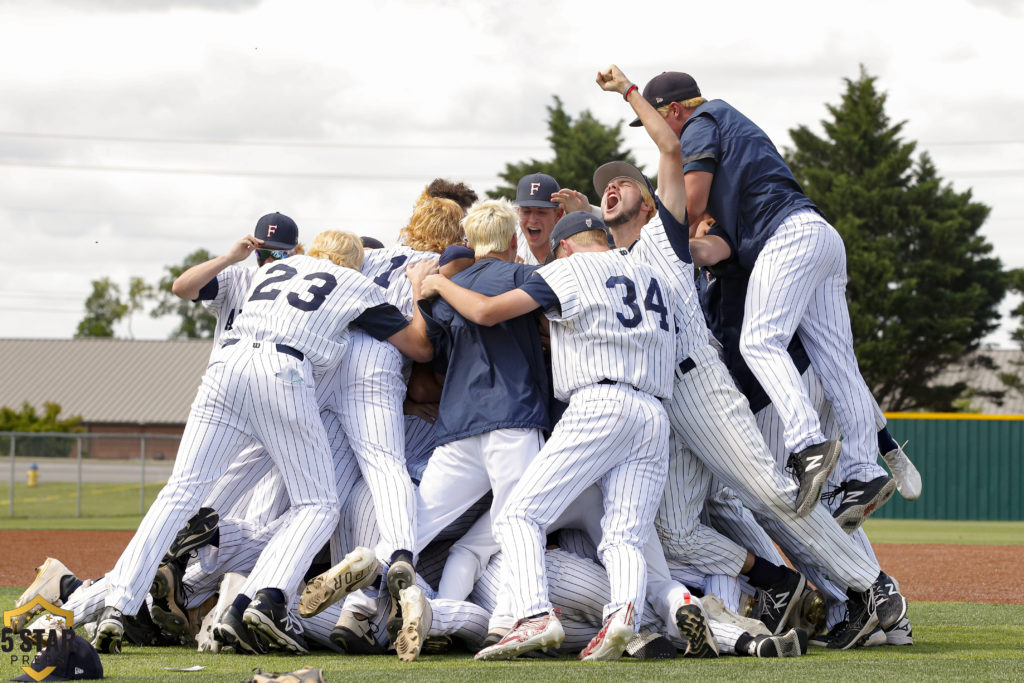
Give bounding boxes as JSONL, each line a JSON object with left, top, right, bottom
{"left": 530, "top": 183, "right": 540, "bottom": 196}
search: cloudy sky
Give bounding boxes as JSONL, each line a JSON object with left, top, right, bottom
{"left": 2, "top": 0, "right": 1022, "bottom": 344}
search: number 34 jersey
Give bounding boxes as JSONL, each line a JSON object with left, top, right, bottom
{"left": 529, "top": 248, "right": 681, "bottom": 401}
{"left": 226, "top": 254, "right": 391, "bottom": 373}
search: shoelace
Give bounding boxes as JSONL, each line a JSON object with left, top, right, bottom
{"left": 821, "top": 482, "right": 848, "bottom": 506}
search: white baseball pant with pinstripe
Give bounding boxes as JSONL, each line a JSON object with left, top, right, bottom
{"left": 742, "top": 209, "right": 878, "bottom": 472}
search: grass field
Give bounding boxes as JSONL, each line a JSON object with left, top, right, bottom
{"left": 2, "top": 481, "right": 164, "bottom": 528}
{"left": 1, "top": 586, "right": 1021, "bottom": 682}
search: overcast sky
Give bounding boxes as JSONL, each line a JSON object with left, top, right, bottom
{"left": 2, "top": 0, "right": 1022, "bottom": 345}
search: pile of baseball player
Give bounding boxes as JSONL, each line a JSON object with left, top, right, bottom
{"left": 13, "top": 65, "right": 924, "bottom": 664}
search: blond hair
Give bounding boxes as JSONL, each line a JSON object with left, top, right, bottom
{"left": 308, "top": 230, "right": 364, "bottom": 270}
{"left": 398, "top": 196, "right": 465, "bottom": 254}
{"left": 462, "top": 198, "right": 518, "bottom": 258}
{"left": 554, "top": 228, "right": 609, "bottom": 258}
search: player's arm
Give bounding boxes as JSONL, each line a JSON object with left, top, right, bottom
{"left": 172, "top": 235, "right": 263, "bottom": 300}
{"left": 420, "top": 274, "right": 541, "bottom": 326}
{"left": 689, "top": 233, "right": 733, "bottom": 267}
{"left": 597, "top": 64, "right": 686, "bottom": 223}
{"left": 684, "top": 172, "right": 714, "bottom": 237}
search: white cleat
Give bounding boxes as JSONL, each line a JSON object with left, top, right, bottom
{"left": 395, "top": 585, "right": 432, "bottom": 662}
{"left": 475, "top": 611, "right": 564, "bottom": 661}
{"left": 882, "top": 442, "right": 922, "bottom": 500}
{"left": 298, "top": 547, "right": 379, "bottom": 618}
{"left": 579, "top": 603, "right": 635, "bottom": 661}
{"left": 11, "top": 558, "right": 73, "bottom": 631}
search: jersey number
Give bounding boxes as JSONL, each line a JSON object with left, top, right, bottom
{"left": 605, "top": 275, "right": 669, "bottom": 330}
{"left": 248, "top": 263, "right": 338, "bottom": 312}
{"left": 372, "top": 255, "right": 409, "bottom": 288}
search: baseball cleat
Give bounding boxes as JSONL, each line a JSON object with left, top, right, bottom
{"left": 395, "top": 585, "right": 432, "bottom": 662}
{"left": 475, "top": 611, "right": 565, "bottom": 660}
{"left": 11, "top": 558, "right": 76, "bottom": 632}
{"left": 675, "top": 603, "right": 719, "bottom": 658}
{"left": 243, "top": 589, "right": 308, "bottom": 654}
{"left": 751, "top": 627, "right": 808, "bottom": 657}
{"left": 91, "top": 606, "right": 124, "bottom": 654}
{"left": 162, "top": 507, "right": 219, "bottom": 564}
{"left": 787, "top": 440, "right": 841, "bottom": 517}
{"left": 870, "top": 571, "right": 908, "bottom": 631}
{"left": 579, "top": 603, "right": 635, "bottom": 661}
{"left": 385, "top": 559, "right": 416, "bottom": 646}
{"left": 826, "top": 590, "right": 878, "bottom": 650}
{"left": 330, "top": 610, "right": 384, "bottom": 654}
{"left": 882, "top": 441, "right": 922, "bottom": 500}
{"left": 832, "top": 476, "right": 897, "bottom": 533}
{"left": 884, "top": 616, "right": 914, "bottom": 645}
{"left": 298, "top": 546, "right": 379, "bottom": 618}
{"left": 702, "top": 592, "right": 770, "bottom": 636}
{"left": 625, "top": 631, "right": 677, "bottom": 659}
{"left": 213, "top": 605, "right": 267, "bottom": 655}
{"left": 149, "top": 562, "right": 193, "bottom": 639}
{"left": 758, "top": 569, "right": 806, "bottom": 635}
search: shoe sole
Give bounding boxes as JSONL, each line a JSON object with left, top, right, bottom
{"left": 794, "top": 441, "right": 841, "bottom": 517}
{"left": 299, "top": 547, "right": 380, "bottom": 618}
{"left": 835, "top": 479, "right": 898, "bottom": 534}
{"left": 675, "top": 605, "right": 719, "bottom": 658}
{"left": 165, "top": 509, "right": 219, "bottom": 561}
{"left": 149, "top": 567, "right": 191, "bottom": 637}
{"left": 385, "top": 561, "right": 416, "bottom": 645}
{"left": 834, "top": 612, "right": 880, "bottom": 651}
{"left": 580, "top": 621, "right": 634, "bottom": 661}
{"left": 212, "top": 622, "right": 262, "bottom": 655}
{"left": 242, "top": 609, "right": 308, "bottom": 654}
{"left": 626, "top": 632, "right": 677, "bottom": 659}
{"left": 766, "top": 628, "right": 807, "bottom": 657}
{"left": 13, "top": 558, "right": 70, "bottom": 631}
{"left": 475, "top": 621, "right": 565, "bottom": 661}
{"left": 395, "top": 586, "right": 432, "bottom": 662}
{"left": 92, "top": 621, "right": 123, "bottom": 654}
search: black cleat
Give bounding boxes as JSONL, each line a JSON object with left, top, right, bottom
{"left": 752, "top": 627, "right": 808, "bottom": 657}
{"left": 832, "top": 476, "right": 897, "bottom": 533}
{"left": 162, "top": 507, "right": 219, "bottom": 565}
{"left": 787, "top": 440, "right": 841, "bottom": 516}
{"left": 759, "top": 569, "right": 806, "bottom": 635}
{"left": 826, "top": 590, "right": 878, "bottom": 650}
{"left": 675, "top": 604, "right": 719, "bottom": 658}
{"left": 244, "top": 589, "right": 308, "bottom": 654}
{"left": 150, "top": 561, "right": 193, "bottom": 640}
{"left": 212, "top": 605, "right": 267, "bottom": 655}
{"left": 91, "top": 606, "right": 124, "bottom": 654}
{"left": 870, "top": 571, "right": 908, "bottom": 631}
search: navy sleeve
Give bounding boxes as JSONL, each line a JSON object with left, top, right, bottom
{"left": 681, "top": 114, "right": 721, "bottom": 172}
{"left": 519, "top": 272, "right": 561, "bottom": 315}
{"left": 195, "top": 278, "right": 219, "bottom": 302}
{"left": 419, "top": 298, "right": 452, "bottom": 376}
{"left": 657, "top": 200, "right": 693, "bottom": 265}
{"left": 353, "top": 303, "right": 409, "bottom": 340}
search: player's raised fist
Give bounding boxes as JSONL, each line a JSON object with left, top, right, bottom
{"left": 596, "top": 65, "right": 630, "bottom": 94}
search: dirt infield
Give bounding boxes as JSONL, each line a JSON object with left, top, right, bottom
{"left": 1, "top": 530, "right": 1020, "bottom": 604}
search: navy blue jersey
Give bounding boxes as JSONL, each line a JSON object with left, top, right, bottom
{"left": 420, "top": 258, "right": 550, "bottom": 446}
{"left": 696, "top": 261, "right": 810, "bottom": 414}
{"left": 680, "top": 100, "right": 820, "bottom": 271}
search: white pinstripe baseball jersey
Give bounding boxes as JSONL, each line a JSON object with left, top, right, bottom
{"left": 201, "top": 264, "right": 258, "bottom": 348}
{"left": 361, "top": 245, "right": 439, "bottom": 319}
{"left": 226, "top": 254, "right": 390, "bottom": 373}
{"left": 535, "top": 248, "right": 678, "bottom": 400}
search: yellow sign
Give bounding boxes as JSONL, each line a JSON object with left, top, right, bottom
{"left": 3, "top": 596, "right": 74, "bottom": 682}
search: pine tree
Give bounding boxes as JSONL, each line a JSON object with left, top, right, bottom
{"left": 489, "top": 96, "right": 641, "bottom": 204}
{"left": 785, "top": 66, "right": 1007, "bottom": 411}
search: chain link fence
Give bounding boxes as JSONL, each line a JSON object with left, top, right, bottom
{"left": 3, "top": 432, "right": 177, "bottom": 518}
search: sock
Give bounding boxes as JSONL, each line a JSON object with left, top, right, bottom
{"left": 58, "top": 575, "right": 83, "bottom": 603}
{"left": 735, "top": 632, "right": 755, "bottom": 656}
{"left": 390, "top": 549, "right": 413, "bottom": 566}
{"left": 878, "top": 428, "right": 899, "bottom": 455}
{"left": 232, "top": 594, "right": 252, "bottom": 614}
{"left": 743, "top": 556, "right": 791, "bottom": 590}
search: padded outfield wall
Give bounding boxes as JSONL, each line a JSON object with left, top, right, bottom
{"left": 874, "top": 414, "right": 1024, "bottom": 521}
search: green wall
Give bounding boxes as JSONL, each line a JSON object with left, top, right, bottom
{"left": 872, "top": 414, "right": 1024, "bottom": 521}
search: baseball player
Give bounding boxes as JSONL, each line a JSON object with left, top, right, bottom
{"left": 596, "top": 64, "right": 908, "bottom": 648}
{"left": 422, "top": 211, "right": 678, "bottom": 661}
{"left": 513, "top": 172, "right": 595, "bottom": 265}
{"left": 92, "top": 229, "right": 432, "bottom": 655}
{"left": 634, "top": 69, "right": 895, "bottom": 519}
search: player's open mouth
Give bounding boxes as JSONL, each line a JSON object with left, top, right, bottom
{"left": 526, "top": 227, "right": 542, "bottom": 240}
{"left": 605, "top": 194, "right": 620, "bottom": 212}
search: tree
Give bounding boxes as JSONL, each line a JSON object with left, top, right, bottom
{"left": 998, "top": 268, "right": 1024, "bottom": 399}
{"left": 0, "top": 401, "right": 83, "bottom": 458}
{"left": 489, "top": 96, "right": 641, "bottom": 204}
{"left": 148, "top": 249, "right": 218, "bottom": 339}
{"left": 75, "top": 277, "right": 129, "bottom": 338}
{"left": 785, "top": 66, "right": 1007, "bottom": 411}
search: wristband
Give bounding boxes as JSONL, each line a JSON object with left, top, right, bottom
{"left": 623, "top": 83, "right": 638, "bottom": 101}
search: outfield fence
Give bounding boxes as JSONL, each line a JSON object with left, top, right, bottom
{"left": 2, "top": 431, "right": 176, "bottom": 518}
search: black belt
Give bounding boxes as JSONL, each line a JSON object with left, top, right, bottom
{"left": 678, "top": 357, "right": 696, "bottom": 375}
{"left": 222, "top": 339, "right": 304, "bottom": 361}
{"left": 598, "top": 378, "right": 641, "bottom": 392}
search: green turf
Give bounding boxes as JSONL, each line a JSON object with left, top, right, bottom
{"left": 0, "top": 588, "right": 1020, "bottom": 682}
{"left": 2, "top": 481, "right": 163, "bottom": 528}
{"left": 861, "top": 518, "right": 1024, "bottom": 545}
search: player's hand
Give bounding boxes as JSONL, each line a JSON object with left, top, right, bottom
{"left": 596, "top": 65, "right": 631, "bottom": 95}
{"left": 551, "top": 188, "right": 590, "bottom": 214}
{"left": 420, "top": 273, "right": 447, "bottom": 299}
{"left": 406, "top": 259, "right": 439, "bottom": 290}
{"left": 228, "top": 235, "right": 263, "bottom": 263}
{"left": 694, "top": 215, "right": 717, "bottom": 238}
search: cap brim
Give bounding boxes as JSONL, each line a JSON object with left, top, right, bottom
{"left": 516, "top": 199, "right": 558, "bottom": 208}
{"left": 12, "top": 674, "right": 70, "bottom": 682}
{"left": 628, "top": 116, "right": 642, "bottom": 127}
{"left": 258, "top": 240, "right": 295, "bottom": 250}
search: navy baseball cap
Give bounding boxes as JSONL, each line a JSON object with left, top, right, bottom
{"left": 361, "top": 235, "right": 385, "bottom": 249}
{"left": 254, "top": 212, "right": 299, "bottom": 250}
{"left": 439, "top": 244, "right": 475, "bottom": 267}
{"left": 546, "top": 211, "right": 611, "bottom": 263}
{"left": 11, "top": 633, "right": 103, "bottom": 681}
{"left": 515, "top": 173, "right": 560, "bottom": 208}
{"left": 629, "top": 72, "right": 702, "bottom": 126}
{"left": 593, "top": 161, "right": 657, "bottom": 200}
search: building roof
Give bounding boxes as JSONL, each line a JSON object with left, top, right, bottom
{"left": 0, "top": 338, "right": 211, "bottom": 425}
{"left": 926, "top": 348, "right": 1024, "bottom": 415}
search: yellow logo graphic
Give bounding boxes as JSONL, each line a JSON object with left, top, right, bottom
{"left": 3, "top": 596, "right": 74, "bottom": 682}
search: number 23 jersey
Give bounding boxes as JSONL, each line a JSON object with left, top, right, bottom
{"left": 226, "top": 254, "right": 397, "bottom": 373}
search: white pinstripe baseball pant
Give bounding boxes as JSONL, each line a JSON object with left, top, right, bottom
{"left": 104, "top": 342, "right": 340, "bottom": 614}
{"left": 494, "top": 383, "right": 669, "bottom": 625}
{"left": 742, "top": 209, "right": 877, "bottom": 469}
